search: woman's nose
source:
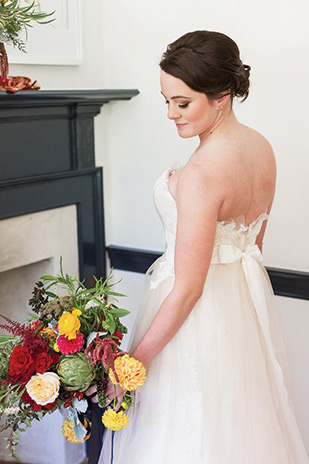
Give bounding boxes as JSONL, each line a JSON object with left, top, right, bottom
{"left": 167, "top": 105, "right": 180, "bottom": 120}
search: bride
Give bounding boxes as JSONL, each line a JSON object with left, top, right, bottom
{"left": 94, "top": 30, "right": 308, "bottom": 463}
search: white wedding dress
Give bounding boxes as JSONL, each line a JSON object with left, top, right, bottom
{"left": 100, "top": 168, "right": 308, "bottom": 464}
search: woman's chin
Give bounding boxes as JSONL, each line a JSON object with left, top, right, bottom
{"left": 177, "top": 131, "right": 195, "bottom": 139}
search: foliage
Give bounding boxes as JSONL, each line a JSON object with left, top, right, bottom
{"left": 0, "top": 0, "right": 55, "bottom": 51}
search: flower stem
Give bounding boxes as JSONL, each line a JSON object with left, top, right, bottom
{"left": 113, "top": 384, "right": 116, "bottom": 410}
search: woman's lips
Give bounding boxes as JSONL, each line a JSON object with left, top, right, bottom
{"left": 176, "top": 123, "right": 187, "bottom": 128}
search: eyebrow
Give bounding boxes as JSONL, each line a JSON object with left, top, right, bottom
{"left": 161, "top": 92, "right": 191, "bottom": 100}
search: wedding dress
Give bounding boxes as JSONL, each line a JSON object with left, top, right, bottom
{"left": 100, "top": 168, "right": 308, "bottom": 464}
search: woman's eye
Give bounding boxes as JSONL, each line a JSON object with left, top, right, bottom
{"left": 179, "top": 103, "right": 189, "bottom": 108}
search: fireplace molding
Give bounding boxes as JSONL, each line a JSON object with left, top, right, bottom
{"left": 0, "top": 89, "right": 139, "bottom": 285}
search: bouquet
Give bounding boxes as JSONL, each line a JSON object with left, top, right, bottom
{"left": 0, "top": 260, "right": 146, "bottom": 458}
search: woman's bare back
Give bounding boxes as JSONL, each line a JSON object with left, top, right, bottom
{"left": 169, "top": 123, "right": 276, "bottom": 227}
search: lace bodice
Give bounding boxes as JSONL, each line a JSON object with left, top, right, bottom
{"left": 154, "top": 168, "right": 268, "bottom": 253}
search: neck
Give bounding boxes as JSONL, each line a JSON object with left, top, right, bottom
{"left": 199, "top": 106, "right": 238, "bottom": 146}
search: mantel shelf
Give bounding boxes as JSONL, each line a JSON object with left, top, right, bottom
{"left": 0, "top": 89, "right": 139, "bottom": 106}
{"left": 0, "top": 87, "right": 139, "bottom": 284}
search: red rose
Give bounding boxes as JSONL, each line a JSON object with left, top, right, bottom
{"left": 21, "top": 390, "right": 56, "bottom": 411}
{"left": 9, "top": 345, "right": 35, "bottom": 382}
{"left": 21, "top": 390, "right": 42, "bottom": 412}
{"left": 43, "top": 400, "right": 57, "bottom": 410}
{"left": 50, "top": 351, "right": 60, "bottom": 365}
{"left": 35, "top": 352, "right": 53, "bottom": 374}
{"left": 113, "top": 330, "right": 124, "bottom": 343}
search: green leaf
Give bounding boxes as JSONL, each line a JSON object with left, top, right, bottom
{"left": 11, "top": 387, "right": 25, "bottom": 403}
{"left": 108, "top": 308, "right": 130, "bottom": 318}
{"left": 106, "top": 291, "right": 126, "bottom": 297}
{"left": 78, "top": 287, "right": 95, "bottom": 295}
{"left": 45, "top": 291, "right": 57, "bottom": 298}
{"left": 40, "top": 275, "right": 57, "bottom": 281}
{"left": 25, "top": 312, "right": 39, "bottom": 321}
{"left": 105, "top": 313, "right": 116, "bottom": 334}
{"left": 0, "top": 335, "right": 17, "bottom": 344}
{"left": 36, "top": 410, "right": 44, "bottom": 419}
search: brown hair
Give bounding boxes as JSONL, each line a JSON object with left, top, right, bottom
{"left": 160, "top": 31, "right": 250, "bottom": 102}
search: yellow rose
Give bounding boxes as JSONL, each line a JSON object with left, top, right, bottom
{"left": 26, "top": 372, "right": 60, "bottom": 405}
{"left": 58, "top": 308, "right": 82, "bottom": 340}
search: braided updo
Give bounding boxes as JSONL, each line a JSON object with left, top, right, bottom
{"left": 160, "top": 31, "right": 250, "bottom": 102}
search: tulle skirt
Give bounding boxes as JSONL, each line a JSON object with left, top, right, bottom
{"left": 100, "top": 260, "right": 308, "bottom": 464}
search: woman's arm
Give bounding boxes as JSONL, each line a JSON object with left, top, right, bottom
{"left": 131, "top": 164, "right": 226, "bottom": 367}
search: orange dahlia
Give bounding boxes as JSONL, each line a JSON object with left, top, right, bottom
{"left": 40, "top": 327, "right": 57, "bottom": 344}
{"left": 102, "top": 409, "right": 129, "bottom": 431}
{"left": 62, "top": 417, "right": 90, "bottom": 443}
{"left": 109, "top": 354, "right": 146, "bottom": 391}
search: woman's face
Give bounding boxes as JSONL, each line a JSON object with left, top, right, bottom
{"left": 160, "top": 71, "right": 219, "bottom": 139}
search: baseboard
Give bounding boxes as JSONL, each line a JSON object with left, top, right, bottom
{"left": 106, "top": 245, "right": 309, "bottom": 300}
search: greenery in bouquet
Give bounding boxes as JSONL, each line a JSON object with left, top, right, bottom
{"left": 0, "top": 260, "right": 146, "bottom": 458}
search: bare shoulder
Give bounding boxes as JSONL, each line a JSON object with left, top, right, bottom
{"left": 241, "top": 125, "right": 276, "bottom": 163}
{"left": 176, "top": 158, "right": 229, "bottom": 203}
{"left": 203, "top": 124, "right": 276, "bottom": 174}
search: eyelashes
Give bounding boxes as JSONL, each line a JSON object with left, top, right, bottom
{"left": 165, "top": 101, "right": 190, "bottom": 109}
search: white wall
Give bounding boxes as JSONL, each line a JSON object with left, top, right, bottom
{"left": 9, "top": 0, "right": 309, "bottom": 451}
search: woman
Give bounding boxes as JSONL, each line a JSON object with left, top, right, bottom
{"left": 99, "top": 31, "right": 309, "bottom": 463}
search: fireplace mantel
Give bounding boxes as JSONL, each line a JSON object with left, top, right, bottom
{"left": 0, "top": 89, "right": 139, "bottom": 106}
{"left": 0, "top": 89, "right": 139, "bottom": 284}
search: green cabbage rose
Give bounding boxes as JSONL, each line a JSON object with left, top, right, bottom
{"left": 57, "top": 352, "right": 95, "bottom": 392}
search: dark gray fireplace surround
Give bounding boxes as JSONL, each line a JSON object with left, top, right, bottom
{"left": 0, "top": 89, "right": 138, "bottom": 286}
{"left": 0, "top": 89, "right": 139, "bottom": 464}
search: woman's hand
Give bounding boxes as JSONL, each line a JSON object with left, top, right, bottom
{"left": 85, "top": 379, "right": 125, "bottom": 411}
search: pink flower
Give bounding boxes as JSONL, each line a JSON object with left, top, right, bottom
{"left": 57, "top": 333, "right": 84, "bottom": 354}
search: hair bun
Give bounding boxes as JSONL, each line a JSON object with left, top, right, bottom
{"left": 233, "top": 63, "right": 251, "bottom": 101}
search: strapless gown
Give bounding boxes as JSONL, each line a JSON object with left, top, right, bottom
{"left": 100, "top": 168, "right": 308, "bottom": 464}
